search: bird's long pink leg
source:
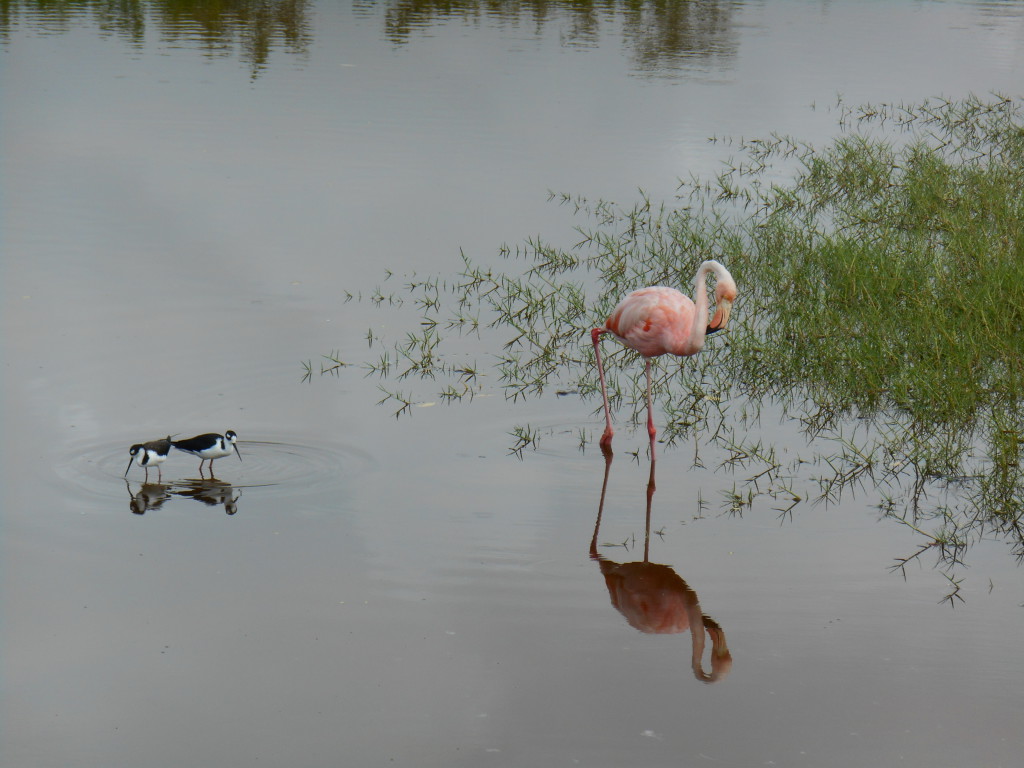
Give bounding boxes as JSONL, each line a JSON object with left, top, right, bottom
{"left": 591, "top": 328, "right": 614, "bottom": 451}
{"left": 645, "top": 359, "right": 657, "bottom": 458}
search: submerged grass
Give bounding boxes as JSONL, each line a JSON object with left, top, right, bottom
{"left": 313, "top": 94, "right": 1024, "bottom": 592}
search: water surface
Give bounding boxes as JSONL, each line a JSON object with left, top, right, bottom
{"left": 3, "top": 2, "right": 1023, "bottom": 766}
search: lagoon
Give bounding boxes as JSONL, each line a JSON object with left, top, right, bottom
{"left": 3, "top": 2, "right": 1023, "bottom": 766}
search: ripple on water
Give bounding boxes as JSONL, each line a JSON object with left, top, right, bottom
{"left": 55, "top": 434, "right": 376, "bottom": 508}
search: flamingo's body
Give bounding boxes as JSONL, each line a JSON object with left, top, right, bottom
{"left": 591, "top": 260, "right": 736, "bottom": 452}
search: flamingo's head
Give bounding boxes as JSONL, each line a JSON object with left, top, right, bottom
{"left": 706, "top": 269, "right": 737, "bottom": 335}
{"left": 693, "top": 620, "right": 733, "bottom": 684}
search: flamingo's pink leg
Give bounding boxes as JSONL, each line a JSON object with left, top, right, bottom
{"left": 645, "top": 359, "right": 657, "bottom": 458}
{"left": 591, "top": 328, "right": 614, "bottom": 451}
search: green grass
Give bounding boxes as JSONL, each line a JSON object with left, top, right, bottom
{"left": 312, "top": 94, "right": 1024, "bottom": 589}
{"left": 728, "top": 95, "right": 1024, "bottom": 551}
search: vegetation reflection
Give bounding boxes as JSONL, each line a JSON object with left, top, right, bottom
{"left": 1, "top": 0, "right": 737, "bottom": 78}
{"left": 372, "top": 0, "right": 738, "bottom": 73}
{"left": 591, "top": 454, "right": 732, "bottom": 684}
{"left": 0, "top": 0, "right": 311, "bottom": 76}
{"left": 318, "top": 95, "right": 1024, "bottom": 598}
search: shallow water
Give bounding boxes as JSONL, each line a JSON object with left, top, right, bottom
{"left": 3, "top": 2, "right": 1023, "bottom": 766}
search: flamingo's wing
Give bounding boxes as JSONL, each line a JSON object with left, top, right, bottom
{"left": 606, "top": 287, "right": 694, "bottom": 358}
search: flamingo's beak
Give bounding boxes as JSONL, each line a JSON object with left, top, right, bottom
{"left": 706, "top": 298, "right": 733, "bottom": 335}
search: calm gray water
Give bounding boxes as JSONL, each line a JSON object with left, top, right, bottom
{"left": 3, "top": 2, "right": 1023, "bottom": 766}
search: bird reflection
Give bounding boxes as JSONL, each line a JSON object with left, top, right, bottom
{"left": 126, "top": 479, "right": 172, "bottom": 515}
{"left": 590, "top": 453, "right": 732, "bottom": 684}
{"left": 171, "top": 478, "right": 241, "bottom": 515}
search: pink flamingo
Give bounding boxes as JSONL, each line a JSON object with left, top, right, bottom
{"left": 591, "top": 260, "right": 737, "bottom": 453}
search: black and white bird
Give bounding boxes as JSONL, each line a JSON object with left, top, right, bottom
{"left": 124, "top": 436, "right": 173, "bottom": 483}
{"left": 172, "top": 430, "right": 242, "bottom": 477}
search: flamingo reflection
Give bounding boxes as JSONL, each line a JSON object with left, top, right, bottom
{"left": 590, "top": 453, "right": 732, "bottom": 684}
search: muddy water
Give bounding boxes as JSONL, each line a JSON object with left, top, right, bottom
{"left": 3, "top": 2, "right": 1023, "bottom": 766}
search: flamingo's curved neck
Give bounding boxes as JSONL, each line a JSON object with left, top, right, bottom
{"left": 685, "top": 263, "right": 714, "bottom": 354}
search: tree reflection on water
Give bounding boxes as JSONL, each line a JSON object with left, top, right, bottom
{"left": 0, "top": 0, "right": 312, "bottom": 76}
{"left": 1, "top": 0, "right": 740, "bottom": 78}
{"left": 373, "top": 0, "right": 739, "bottom": 74}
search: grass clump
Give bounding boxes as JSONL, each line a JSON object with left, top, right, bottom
{"left": 727, "top": 96, "right": 1024, "bottom": 546}
{"left": 740, "top": 98, "right": 1024, "bottom": 433}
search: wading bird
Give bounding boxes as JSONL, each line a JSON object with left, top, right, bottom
{"left": 172, "top": 430, "right": 241, "bottom": 477}
{"left": 591, "top": 260, "right": 736, "bottom": 453}
{"left": 124, "top": 436, "right": 173, "bottom": 483}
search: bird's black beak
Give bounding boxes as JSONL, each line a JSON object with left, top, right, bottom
{"left": 706, "top": 297, "right": 733, "bottom": 336}
{"left": 124, "top": 457, "right": 134, "bottom": 477}
{"left": 234, "top": 444, "right": 243, "bottom": 462}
